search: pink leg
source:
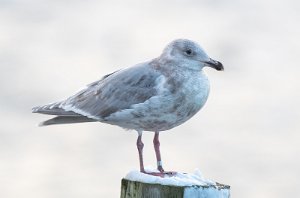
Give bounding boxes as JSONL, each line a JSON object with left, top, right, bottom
{"left": 136, "top": 134, "right": 145, "bottom": 173}
{"left": 153, "top": 132, "right": 164, "bottom": 173}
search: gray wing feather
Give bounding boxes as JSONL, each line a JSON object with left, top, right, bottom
{"left": 32, "top": 70, "right": 122, "bottom": 117}
{"left": 61, "top": 62, "right": 161, "bottom": 119}
{"left": 32, "top": 102, "right": 81, "bottom": 116}
{"left": 40, "top": 116, "right": 96, "bottom": 126}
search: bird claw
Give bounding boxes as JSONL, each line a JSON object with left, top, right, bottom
{"left": 157, "top": 165, "right": 164, "bottom": 173}
{"left": 142, "top": 170, "right": 177, "bottom": 178}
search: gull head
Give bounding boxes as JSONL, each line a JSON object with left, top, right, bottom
{"left": 160, "top": 39, "right": 224, "bottom": 71}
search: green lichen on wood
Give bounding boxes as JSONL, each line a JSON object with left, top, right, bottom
{"left": 120, "top": 179, "right": 230, "bottom": 198}
{"left": 121, "top": 179, "right": 184, "bottom": 198}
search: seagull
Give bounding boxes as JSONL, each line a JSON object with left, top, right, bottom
{"left": 32, "top": 39, "right": 223, "bottom": 176}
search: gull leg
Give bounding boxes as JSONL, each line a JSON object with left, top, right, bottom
{"left": 136, "top": 132, "right": 145, "bottom": 173}
{"left": 153, "top": 131, "right": 164, "bottom": 173}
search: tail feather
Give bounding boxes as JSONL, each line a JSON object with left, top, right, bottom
{"left": 32, "top": 102, "right": 79, "bottom": 116}
{"left": 39, "top": 116, "right": 97, "bottom": 126}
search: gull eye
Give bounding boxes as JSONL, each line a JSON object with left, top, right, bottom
{"left": 185, "top": 49, "right": 193, "bottom": 56}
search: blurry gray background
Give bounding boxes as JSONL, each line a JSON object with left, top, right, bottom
{"left": 1, "top": 0, "right": 299, "bottom": 197}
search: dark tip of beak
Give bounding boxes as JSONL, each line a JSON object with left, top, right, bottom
{"left": 215, "top": 61, "right": 224, "bottom": 71}
{"left": 204, "top": 58, "right": 224, "bottom": 71}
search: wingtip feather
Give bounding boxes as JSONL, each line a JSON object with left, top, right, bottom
{"left": 32, "top": 106, "right": 39, "bottom": 113}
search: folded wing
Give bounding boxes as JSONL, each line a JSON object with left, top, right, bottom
{"left": 33, "top": 62, "right": 162, "bottom": 125}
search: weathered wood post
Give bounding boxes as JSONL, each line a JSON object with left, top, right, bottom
{"left": 120, "top": 170, "right": 230, "bottom": 198}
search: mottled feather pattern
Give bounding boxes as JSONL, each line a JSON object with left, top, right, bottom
{"left": 61, "top": 62, "right": 161, "bottom": 120}
{"left": 32, "top": 39, "right": 223, "bottom": 176}
{"left": 103, "top": 64, "right": 210, "bottom": 131}
{"left": 32, "top": 101, "right": 80, "bottom": 116}
{"left": 33, "top": 39, "right": 221, "bottom": 131}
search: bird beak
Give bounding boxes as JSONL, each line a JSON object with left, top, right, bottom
{"left": 203, "top": 58, "right": 224, "bottom": 71}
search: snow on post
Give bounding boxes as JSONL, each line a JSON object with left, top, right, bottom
{"left": 120, "top": 168, "right": 230, "bottom": 198}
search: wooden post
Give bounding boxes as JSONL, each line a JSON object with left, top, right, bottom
{"left": 120, "top": 178, "right": 230, "bottom": 198}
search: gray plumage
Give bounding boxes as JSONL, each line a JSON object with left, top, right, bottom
{"left": 33, "top": 38, "right": 224, "bottom": 175}
{"left": 33, "top": 39, "right": 223, "bottom": 131}
{"left": 39, "top": 116, "right": 96, "bottom": 126}
{"left": 33, "top": 63, "right": 161, "bottom": 126}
